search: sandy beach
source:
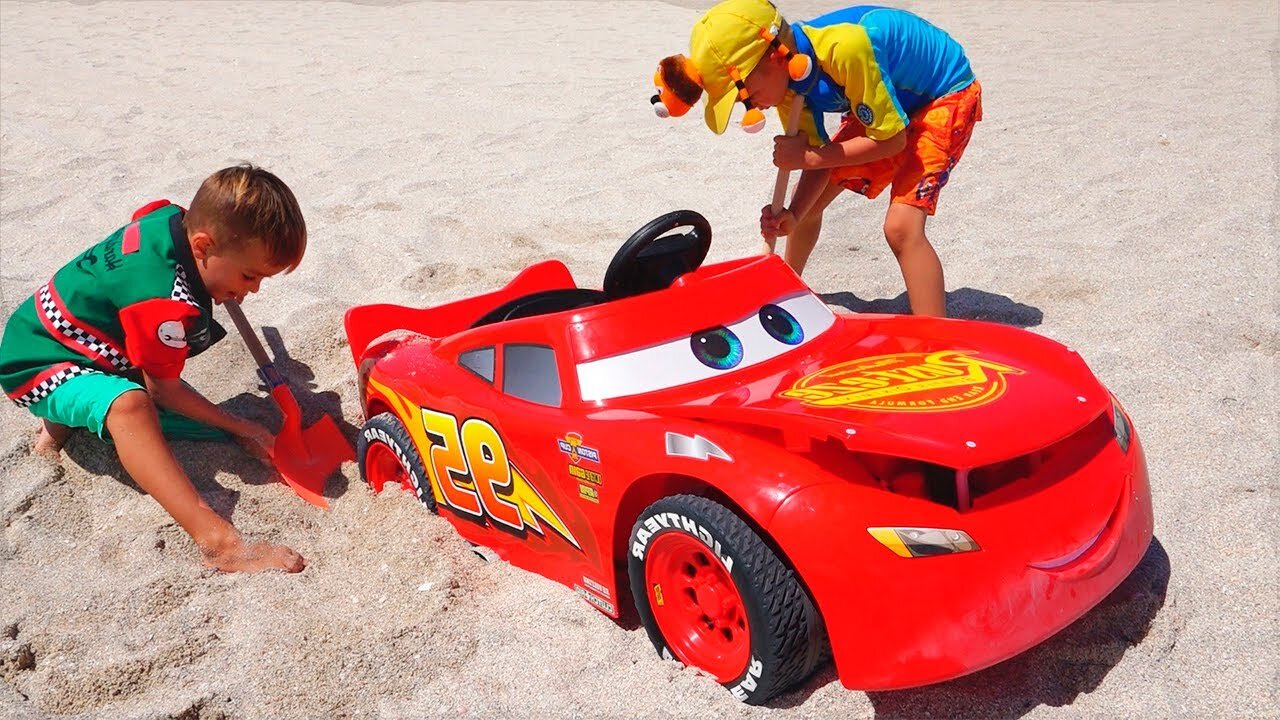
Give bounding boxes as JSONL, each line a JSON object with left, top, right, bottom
{"left": 1, "top": 1, "right": 1276, "bottom": 717}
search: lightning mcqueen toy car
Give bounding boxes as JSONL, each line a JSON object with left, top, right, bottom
{"left": 343, "top": 211, "right": 1153, "bottom": 704}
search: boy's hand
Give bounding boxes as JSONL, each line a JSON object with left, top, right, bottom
{"left": 760, "top": 205, "right": 797, "bottom": 240}
{"left": 772, "top": 134, "right": 812, "bottom": 170}
{"left": 203, "top": 535, "right": 306, "bottom": 574}
{"left": 233, "top": 421, "right": 275, "bottom": 461}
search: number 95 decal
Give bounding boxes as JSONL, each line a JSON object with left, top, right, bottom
{"left": 420, "top": 408, "right": 581, "bottom": 550}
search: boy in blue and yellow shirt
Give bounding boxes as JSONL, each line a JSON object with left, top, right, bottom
{"left": 653, "top": 0, "right": 981, "bottom": 316}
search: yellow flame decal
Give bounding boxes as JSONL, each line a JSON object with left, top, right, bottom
{"left": 506, "top": 465, "right": 581, "bottom": 549}
{"left": 365, "top": 377, "right": 580, "bottom": 549}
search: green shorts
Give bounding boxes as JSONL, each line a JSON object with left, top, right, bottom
{"left": 27, "top": 372, "right": 227, "bottom": 442}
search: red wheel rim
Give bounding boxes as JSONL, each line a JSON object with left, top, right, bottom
{"left": 365, "top": 442, "right": 411, "bottom": 494}
{"left": 644, "top": 532, "right": 750, "bottom": 681}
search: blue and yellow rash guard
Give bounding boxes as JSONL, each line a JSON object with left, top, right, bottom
{"left": 781, "top": 6, "right": 975, "bottom": 144}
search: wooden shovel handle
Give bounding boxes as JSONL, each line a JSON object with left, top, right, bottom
{"left": 222, "top": 300, "right": 272, "bottom": 369}
{"left": 770, "top": 97, "right": 807, "bottom": 214}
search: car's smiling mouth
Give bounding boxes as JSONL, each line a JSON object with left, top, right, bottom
{"left": 1028, "top": 472, "right": 1131, "bottom": 578}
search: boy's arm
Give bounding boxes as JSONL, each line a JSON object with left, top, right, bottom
{"left": 144, "top": 374, "right": 274, "bottom": 455}
{"left": 787, "top": 168, "right": 833, "bottom": 222}
{"left": 774, "top": 131, "right": 907, "bottom": 172}
{"left": 770, "top": 132, "right": 905, "bottom": 227}
{"left": 120, "top": 297, "right": 273, "bottom": 456}
{"left": 104, "top": 389, "right": 303, "bottom": 573}
{"left": 809, "top": 132, "right": 907, "bottom": 169}
{"left": 144, "top": 374, "right": 256, "bottom": 435}
{"left": 760, "top": 168, "right": 832, "bottom": 241}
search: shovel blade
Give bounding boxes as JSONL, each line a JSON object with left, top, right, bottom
{"left": 271, "top": 413, "right": 354, "bottom": 510}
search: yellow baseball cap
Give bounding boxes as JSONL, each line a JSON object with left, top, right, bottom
{"left": 689, "top": 0, "right": 783, "bottom": 134}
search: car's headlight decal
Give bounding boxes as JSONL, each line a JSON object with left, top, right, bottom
{"left": 576, "top": 293, "right": 835, "bottom": 401}
{"left": 868, "top": 527, "right": 980, "bottom": 558}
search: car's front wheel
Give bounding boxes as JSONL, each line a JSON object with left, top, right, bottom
{"left": 627, "top": 495, "right": 825, "bottom": 705}
{"left": 357, "top": 412, "right": 436, "bottom": 512}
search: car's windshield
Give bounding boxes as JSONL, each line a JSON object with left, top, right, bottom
{"left": 575, "top": 292, "right": 834, "bottom": 402}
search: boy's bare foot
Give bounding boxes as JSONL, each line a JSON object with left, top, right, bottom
{"left": 33, "top": 420, "right": 72, "bottom": 456}
{"left": 203, "top": 539, "right": 306, "bottom": 573}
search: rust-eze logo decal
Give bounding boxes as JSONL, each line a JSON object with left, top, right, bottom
{"left": 557, "top": 432, "right": 601, "bottom": 465}
{"left": 779, "top": 351, "right": 1024, "bottom": 411}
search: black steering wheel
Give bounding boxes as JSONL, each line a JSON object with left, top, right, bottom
{"left": 603, "top": 210, "right": 712, "bottom": 299}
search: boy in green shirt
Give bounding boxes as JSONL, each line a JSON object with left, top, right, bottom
{"left": 1, "top": 164, "right": 308, "bottom": 573}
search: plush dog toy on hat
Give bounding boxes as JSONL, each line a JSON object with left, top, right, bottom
{"left": 650, "top": 0, "right": 811, "bottom": 134}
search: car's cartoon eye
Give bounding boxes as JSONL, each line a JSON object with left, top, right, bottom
{"left": 758, "top": 304, "right": 803, "bottom": 345}
{"left": 575, "top": 292, "right": 835, "bottom": 401}
{"left": 690, "top": 326, "right": 744, "bottom": 370}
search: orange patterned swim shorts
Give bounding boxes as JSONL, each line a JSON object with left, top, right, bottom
{"left": 830, "top": 80, "right": 983, "bottom": 215}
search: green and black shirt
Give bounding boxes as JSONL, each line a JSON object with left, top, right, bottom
{"left": 0, "top": 201, "right": 224, "bottom": 407}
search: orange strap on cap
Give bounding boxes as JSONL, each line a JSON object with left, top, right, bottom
{"left": 726, "top": 66, "right": 766, "bottom": 133}
{"left": 758, "top": 25, "right": 812, "bottom": 82}
{"left": 716, "top": 24, "right": 813, "bottom": 135}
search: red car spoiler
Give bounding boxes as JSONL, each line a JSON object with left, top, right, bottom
{"left": 342, "top": 260, "right": 577, "bottom": 365}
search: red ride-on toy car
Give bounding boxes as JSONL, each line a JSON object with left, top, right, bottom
{"left": 343, "top": 211, "right": 1153, "bottom": 704}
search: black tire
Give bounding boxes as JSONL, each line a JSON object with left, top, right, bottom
{"left": 627, "top": 494, "right": 825, "bottom": 705}
{"left": 357, "top": 412, "right": 436, "bottom": 513}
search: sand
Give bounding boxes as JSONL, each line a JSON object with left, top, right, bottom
{"left": 1, "top": 1, "right": 1276, "bottom": 718}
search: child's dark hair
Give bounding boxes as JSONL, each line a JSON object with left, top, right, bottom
{"left": 185, "top": 164, "right": 307, "bottom": 271}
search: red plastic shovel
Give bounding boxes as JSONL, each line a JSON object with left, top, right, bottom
{"left": 223, "top": 300, "right": 353, "bottom": 509}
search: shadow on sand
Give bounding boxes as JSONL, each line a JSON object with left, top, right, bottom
{"left": 771, "top": 538, "right": 1172, "bottom": 716}
{"left": 820, "top": 287, "right": 1044, "bottom": 328}
{"left": 62, "top": 425, "right": 266, "bottom": 520}
{"left": 64, "top": 325, "right": 358, "bottom": 508}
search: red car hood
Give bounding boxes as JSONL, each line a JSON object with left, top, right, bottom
{"left": 637, "top": 314, "right": 1111, "bottom": 469}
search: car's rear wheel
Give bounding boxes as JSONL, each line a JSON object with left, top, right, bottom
{"left": 357, "top": 412, "right": 436, "bottom": 512}
{"left": 628, "top": 495, "right": 825, "bottom": 705}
